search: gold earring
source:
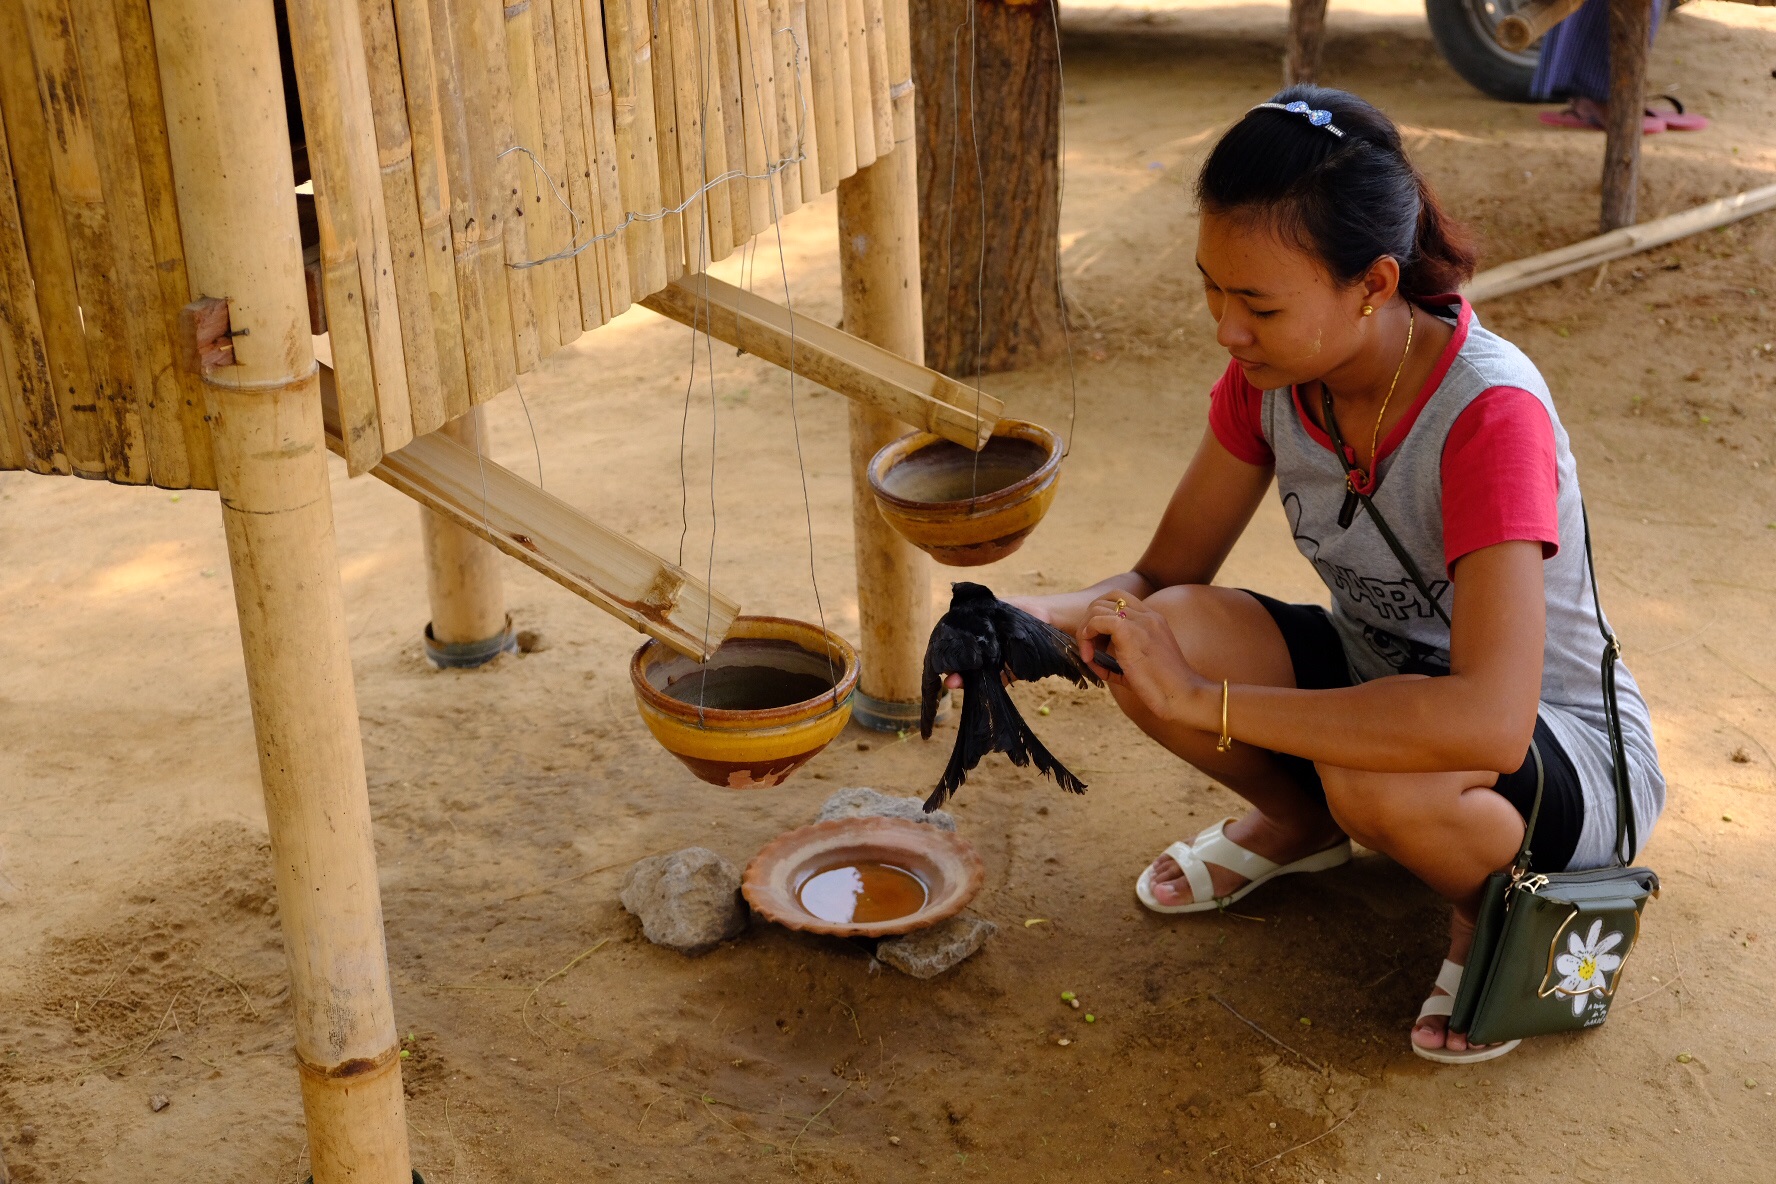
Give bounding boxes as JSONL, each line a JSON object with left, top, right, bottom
{"left": 1362, "top": 304, "right": 1375, "bottom": 316}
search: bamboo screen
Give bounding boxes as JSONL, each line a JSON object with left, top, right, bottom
{"left": 0, "top": 0, "right": 907, "bottom": 488}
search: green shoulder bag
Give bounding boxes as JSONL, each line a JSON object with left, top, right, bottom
{"left": 1322, "top": 390, "right": 1659, "bottom": 1045}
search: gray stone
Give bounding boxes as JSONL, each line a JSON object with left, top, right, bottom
{"left": 620, "top": 847, "right": 747, "bottom": 955}
{"left": 876, "top": 912, "right": 997, "bottom": 979}
{"left": 814, "top": 786, "right": 956, "bottom": 832}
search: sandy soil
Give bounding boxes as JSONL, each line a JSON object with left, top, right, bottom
{"left": 5, "top": 3, "right": 1776, "bottom": 1180}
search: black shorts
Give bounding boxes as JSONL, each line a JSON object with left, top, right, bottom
{"left": 1245, "top": 590, "right": 1584, "bottom": 873}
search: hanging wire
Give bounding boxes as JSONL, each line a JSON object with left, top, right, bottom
{"left": 1045, "top": 0, "right": 1081, "bottom": 458}
{"left": 966, "top": 0, "right": 988, "bottom": 510}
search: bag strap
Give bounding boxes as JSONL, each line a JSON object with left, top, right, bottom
{"left": 1318, "top": 386, "right": 1635, "bottom": 865}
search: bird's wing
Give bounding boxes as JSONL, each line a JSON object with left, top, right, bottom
{"left": 926, "top": 669, "right": 993, "bottom": 811}
{"left": 921, "top": 618, "right": 983, "bottom": 739}
{"left": 987, "top": 674, "right": 1088, "bottom": 794}
{"left": 994, "top": 602, "right": 1103, "bottom": 688}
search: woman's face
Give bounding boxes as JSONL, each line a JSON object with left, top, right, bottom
{"left": 1196, "top": 209, "right": 1380, "bottom": 390}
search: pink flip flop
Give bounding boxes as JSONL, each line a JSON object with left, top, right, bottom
{"left": 1647, "top": 95, "right": 1709, "bottom": 132}
{"left": 1538, "top": 105, "right": 1665, "bottom": 135}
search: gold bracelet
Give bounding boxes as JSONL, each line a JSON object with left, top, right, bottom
{"left": 1216, "top": 679, "right": 1234, "bottom": 753}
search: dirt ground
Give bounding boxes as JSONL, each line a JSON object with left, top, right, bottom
{"left": 5, "top": 2, "right": 1776, "bottom": 1180}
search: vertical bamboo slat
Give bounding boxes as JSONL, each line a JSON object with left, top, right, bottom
{"left": 711, "top": 0, "right": 752, "bottom": 246}
{"left": 360, "top": 0, "right": 447, "bottom": 437}
{"left": 828, "top": 0, "right": 859, "bottom": 178}
{"left": 392, "top": 0, "right": 474, "bottom": 424}
{"left": 861, "top": 0, "right": 892, "bottom": 154}
{"left": 505, "top": 1, "right": 559, "bottom": 363}
{"left": 764, "top": 0, "right": 802, "bottom": 215}
{"left": 531, "top": 0, "right": 585, "bottom": 346}
{"left": 456, "top": 0, "right": 524, "bottom": 387}
{"left": 479, "top": 0, "right": 539, "bottom": 374}
{"left": 573, "top": 0, "right": 634, "bottom": 315}
{"left": 287, "top": 0, "right": 415, "bottom": 467}
{"left": 664, "top": 0, "right": 714, "bottom": 269}
{"left": 0, "top": 324, "right": 25, "bottom": 471}
{"left": 21, "top": 0, "right": 150, "bottom": 483}
{"left": 807, "top": 0, "right": 850, "bottom": 188}
{"left": 646, "top": 0, "right": 690, "bottom": 280}
{"left": 555, "top": 0, "right": 611, "bottom": 326}
{"left": 735, "top": 0, "right": 780, "bottom": 229}
{"left": 802, "top": 0, "right": 837, "bottom": 193}
{"left": 72, "top": 0, "right": 191, "bottom": 488}
{"left": 0, "top": 55, "right": 68, "bottom": 475}
{"left": 788, "top": 0, "right": 821, "bottom": 202}
{"left": 843, "top": 0, "right": 875, "bottom": 168}
{"left": 428, "top": 0, "right": 510, "bottom": 405}
{"left": 884, "top": 0, "right": 912, "bottom": 145}
{"left": 113, "top": 0, "right": 214, "bottom": 486}
{"left": 602, "top": 0, "right": 669, "bottom": 298}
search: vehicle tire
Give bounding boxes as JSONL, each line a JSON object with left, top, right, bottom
{"left": 1425, "top": 0, "right": 1541, "bottom": 103}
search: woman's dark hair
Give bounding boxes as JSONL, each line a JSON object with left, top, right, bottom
{"left": 1196, "top": 85, "right": 1476, "bottom": 300}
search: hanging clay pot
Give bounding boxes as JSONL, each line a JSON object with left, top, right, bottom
{"left": 741, "top": 817, "right": 985, "bottom": 939}
{"left": 631, "top": 616, "right": 858, "bottom": 788}
{"left": 867, "top": 419, "right": 1062, "bottom": 567}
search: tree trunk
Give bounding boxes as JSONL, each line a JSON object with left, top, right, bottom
{"left": 911, "top": 0, "right": 1063, "bottom": 378}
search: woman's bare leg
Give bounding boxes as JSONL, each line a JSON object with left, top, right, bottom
{"left": 1111, "top": 585, "right": 1346, "bottom": 906}
{"left": 1314, "top": 763, "right": 1526, "bottom": 1052}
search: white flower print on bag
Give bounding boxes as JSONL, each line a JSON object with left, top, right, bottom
{"left": 1552, "top": 919, "right": 1626, "bottom": 1016}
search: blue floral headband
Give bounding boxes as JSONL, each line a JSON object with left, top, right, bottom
{"left": 1250, "top": 100, "right": 1346, "bottom": 138}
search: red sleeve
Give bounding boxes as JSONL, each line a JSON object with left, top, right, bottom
{"left": 1441, "top": 386, "right": 1560, "bottom": 567}
{"left": 1208, "top": 360, "right": 1272, "bottom": 466}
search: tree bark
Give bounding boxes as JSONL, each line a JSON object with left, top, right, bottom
{"left": 911, "top": 0, "right": 1063, "bottom": 378}
{"left": 1284, "top": 0, "right": 1330, "bottom": 85}
{"left": 1600, "top": 0, "right": 1650, "bottom": 231}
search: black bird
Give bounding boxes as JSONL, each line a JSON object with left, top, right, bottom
{"left": 920, "top": 582, "right": 1104, "bottom": 811}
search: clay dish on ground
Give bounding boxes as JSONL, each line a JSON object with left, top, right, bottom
{"left": 867, "top": 419, "right": 1062, "bottom": 567}
{"left": 631, "top": 616, "right": 857, "bottom": 788}
{"left": 742, "top": 817, "right": 985, "bottom": 939}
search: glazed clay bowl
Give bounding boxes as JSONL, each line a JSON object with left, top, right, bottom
{"left": 631, "top": 616, "right": 857, "bottom": 789}
{"left": 867, "top": 419, "right": 1063, "bottom": 567}
{"left": 742, "top": 817, "right": 985, "bottom": 939}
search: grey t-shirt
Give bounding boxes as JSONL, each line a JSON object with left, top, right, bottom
{"left": 1255, "top": 301, "right": 1663, "bottom": 869}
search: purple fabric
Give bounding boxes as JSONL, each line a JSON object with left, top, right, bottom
{"left": 1530, "top": 0, "right": 1665, "bottom": 104}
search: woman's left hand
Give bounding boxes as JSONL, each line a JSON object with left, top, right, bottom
{"left": 1080, "top": 592, "right": 1212, "bottom": 725}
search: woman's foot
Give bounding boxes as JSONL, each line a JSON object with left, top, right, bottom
{"left": 1411, "top": 912, "right": 1497, "bottom": 1055}
{"left": 1144, "top": 810, "right": 1345, "bottom": 908}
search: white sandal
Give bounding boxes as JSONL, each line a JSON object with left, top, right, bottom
{"left": 1133, "top": 818, "right": 1352, "bottom": 915}
{"left": 1411, "top": 959, "right": 1522, "bottom": 1064}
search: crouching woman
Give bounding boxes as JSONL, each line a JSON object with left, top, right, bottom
{"left": 1017, "top": 87, "right": 1665, "bottom": 1063}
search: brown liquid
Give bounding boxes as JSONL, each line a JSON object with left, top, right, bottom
{"left": 879, "top": 437, "right": 1047, "bottom": 504}
{"left": 662, "top": 665, "right": 835, "bottom": 710}
{"left": 798, "top": 862, "right": 928, "bottom": 924}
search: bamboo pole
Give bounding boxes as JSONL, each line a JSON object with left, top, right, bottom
{"left": 0, "top": 2, "right": 100, "bottom": 476}
{"left": 882, "top": 0, "right": 911, "bottom": 145}
{"left": 532, "top": 0, "right": 585, "bottom": 346}
{"left": 0, "top": 325, "right": 25, "bottom": 471}
{"left": 420, "top": 407, "right": 513, "bottom": 650}
{"left": 788, "top": 0, "right": 822, "bottom": 200}
{"left": 836, "top": 122, "right": 928, "bottom": 727}
{"left": 475, "top": 0, "right": 539, "bottom": 376}
{"left": 152, "top": 1, "right": 411, "bottom": 1178}
{"left": 602, "top": 0, "right": 670, "bottom": 298}
{"left": 113, "top": 0, "right": 215, "bottom": 486}
{"left": 735, "top": 0, "right": 779, "bottom": 230}
{"left": 392, "top": 0, "right": 474, "bottom": 425}
{"left": 452, "top": 0, "right": 528, "bottom": 382}
{"left": 712, "top": 0, "right": 753, "bottom": 245}
{"left": 556, "top": 0, "right": 612, "bottom": 326}
{"left": 425, "top": 0, "right": 495, "bottom": 408}
{"left": 21, "top": 0, "right": 151, "bottom": 483}
{"left": 825, "top": 0, "right": 859, "bottom": 180}
{"left": 1496, "top": 0, "right": 1588, "bottom": 52}
{"left": 506, "top": 0, "right": 561, "bottom": 362}
{"left": 844, "top": 0, "right": 876, "bottom": 168}
{"left": 361, "top": 0, "right": 448, "bottom": 437}
{"left": 1463, "top": 182, "right": 1776, "bottom": 303}
{"left": 646, "top": 0, "right": 692, "bottom": 280}
{"left": 764, "top": 0, "right": 803, "bottom": 214}
{"left": 0, "top": 74, "right": 68, "bottom": 475}
{"left": 802, "top": 0, "right": 841, "bottom": 190}
{"left": 666, "top": 0, "right": 719, "bottom": 268}
{"left": 1601, "top": 0, "right": 1649, "bottom": 232}
{"left": 573, "top": 0, "right": 634, "bottom": 315}
{"left": 861, "top": 0, "right": 892, "bottom": 155}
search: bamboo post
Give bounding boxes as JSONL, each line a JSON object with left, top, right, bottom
{"left": 420, "top": 407, "right": 516, "bottom": 662}
{"left": 835, "top": 40, "right": 928, "bottom": 729}
{"left": 1601, "top": 0, "right": 1649, "bottom": 231}
{"left": 152, "top": 1, "right": 411, "bottom": 1179}
{"left": 1284, "top": 0, "right": 1330, "bottom": 85}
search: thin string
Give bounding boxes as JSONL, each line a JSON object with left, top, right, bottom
{"left": 1045, "top": 0, "right": 1079, "bottom": 457}
{"left": 735, "top": 0, "right": 840, "bottom": 709}
{"left": 692, "top": 0, "right": 720, "bottom": 721}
